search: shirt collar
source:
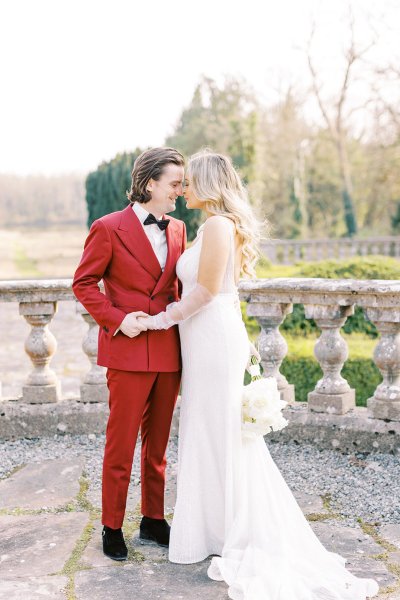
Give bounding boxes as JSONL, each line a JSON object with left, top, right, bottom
{"left": 132, "top": 201, "right": 151, "bottom": 225}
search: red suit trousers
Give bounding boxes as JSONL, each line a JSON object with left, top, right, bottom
{"left": 102, "top": 368, "right": 180, "bottom": 529}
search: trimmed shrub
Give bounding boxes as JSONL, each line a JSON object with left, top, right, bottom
{"left": 295, "top": 255, "right": 400, "bottom": 280}
{"left": 281, "top": 256, "right": 400, "bottom": 338}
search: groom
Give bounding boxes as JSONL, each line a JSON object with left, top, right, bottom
{"left": 73, "top": 147, "right": 186, "bottom": 560}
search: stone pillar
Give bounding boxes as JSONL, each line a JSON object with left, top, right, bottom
{"left": 364, "top": 307, "right": 400, "bottom": 421}
{"left": 338, "top": 243, "right": 346, "bottom": 259}
{"left": 246, "top": 302, "right": 295, "bottom": 403}
{"left": 76, "top": 303, "right": 108, "bottom": 403}
{"left": 19, "top": 301, "right": 60, "bottom": 403}
{"left": 282, "top": 245, "right": 290, "bottom": 265}
{"left": 304, "top": 304, "right": 355, "bottom": 414}
{"left": 326, "top": 242, "right": 335, "bottom": 259}
{"left": 383, "top": 240, "right": 391, "bottom": 255}
{"left": 315, "top": 242, "right": 324, "bottom": 261}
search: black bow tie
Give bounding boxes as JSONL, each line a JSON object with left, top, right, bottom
{"left": 143, "top": 213, "right": 170, "bottom": 231}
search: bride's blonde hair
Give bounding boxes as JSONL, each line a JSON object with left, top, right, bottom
{"left": 187, "top": 149, "right": 263, "bottom": 277}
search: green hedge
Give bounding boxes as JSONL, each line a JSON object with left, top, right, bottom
{"left": 281, "top": 304, "right": 378, "bottom": 337}
{"left": 250, "top": 256, "right": 400, "bottom": 339}
{"left": 295, "top": 255, "right": 400, "bottom": 280}
{"left": 280, "top": 357, "right": 381, "bottom": 406}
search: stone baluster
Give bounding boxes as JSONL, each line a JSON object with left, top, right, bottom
{"left": 338, "top": 243, "right": 346, "bottom": 259}
{"left": 305, "top": 243, "right": 313, "bottom": 261}
{"left": 262, "top": 242, "right": 275, "bottom": 263}
{"left": 293, "top": 243, "right": 301, "bottom": 261}
{"left": 316, "top": 242, "right": 324, "bottom": 261}
{"left": 246, "top": 302, "right": 295, "bottom": 403}
{"left": 304, "top": 304, "right": 355, "bottom": 414}
{"left": 19, "top": 301, "right": 60, "bottom": 403}
{"left": 282, "top": 245, "right": 290, "bottom": 265}
{"left": 76, "top": 302, "right": 108, "bottom": 402}
{"left": 364, "top": 306, "right": 400, "bottom": 421}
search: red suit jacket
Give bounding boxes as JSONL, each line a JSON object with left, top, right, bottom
{"left": 72, "top": 205, "right": 186, "bottom": 372}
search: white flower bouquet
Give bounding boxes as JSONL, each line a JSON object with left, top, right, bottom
{"left": 242, "top": 355, "right": 288, "bottom": 439}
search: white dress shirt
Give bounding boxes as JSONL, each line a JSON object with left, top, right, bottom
{"left": 132, "top": 202, "right": 168, "bottom": 271}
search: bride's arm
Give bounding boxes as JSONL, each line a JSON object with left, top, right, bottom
{"left": 141, "top": 216, "right": 232, "bottom": 330}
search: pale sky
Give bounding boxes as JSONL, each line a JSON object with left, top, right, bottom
{"left": 0, "top": 0, "right": 398, "bottom": 175}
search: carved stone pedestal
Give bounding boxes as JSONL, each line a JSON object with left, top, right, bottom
{"left": 305, "top": 303, "right": 355, "bottom": 415}
{"left": 76, "top": 303, "right": 108, "bottom": 403}
{"left": 308, "top": 390, "right": 355, "bottom": 415}
{"left": 80, "top": 383, "right": 108, "bottom": 404}
{"left": 247, "top": 301, "right": 295, "bottom": 404}
{"left": 365, "top": 307, "right": 400, "bottom": 421}
{"left": 19, "top": 301, "right": 60, "bottom": 404}
{"left": 22, "top": 383, "right": 61, "bottom": 404}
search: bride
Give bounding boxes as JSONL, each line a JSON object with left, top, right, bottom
{"left": 138, "top": 149, "right": 379, "bottom": 600}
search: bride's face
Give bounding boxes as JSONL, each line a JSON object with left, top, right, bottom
{"left": 183, "top": 175, "right": 203, "bottom": 210}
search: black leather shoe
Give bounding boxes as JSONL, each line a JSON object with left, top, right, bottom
{"left": 102, "top": 526, "right": 128, "bottom": 561}
{"left": 139, "top": 516, "right": 170, "bottom": 547}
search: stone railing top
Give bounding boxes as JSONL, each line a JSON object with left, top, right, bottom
{"left": 1, "top": 277, "right": 400, "bottom": 309}
{"left": 239, "top": 278, "right": 400, "bottom": 308}
{"left": 0, "top": 279, "right": 75, "bottom": 303}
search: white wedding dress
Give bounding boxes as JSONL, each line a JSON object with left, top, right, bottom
{"left": 169, "top": 220, "right": 379, "bottom": 600}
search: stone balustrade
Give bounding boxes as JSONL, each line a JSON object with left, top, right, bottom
{"left": 262, "top": 236, "right": 400, "bottom": 264}
{"left": 0, "top": 279, "right": 107, "bottom": 405}
{"left": 0, "top": 278, "right": 400, "bottom": 443}
{"left": 240, "top": 277, "right": 400, "bottom": 422}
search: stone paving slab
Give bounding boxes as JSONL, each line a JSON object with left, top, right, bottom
{"left": 0, "top": 451, "right": 399, "bottom": 599}
{"left": 310, "top": 521, "right": 382, "bottom": 558}
{"left": 344, "top": 556, "right": 396, "bottom": 588}
{"left": 311, "top": 521, "right": 396, "bottom": 587}
{"left": 0, "top": 458, "right": 84, "bottom": 510}
{"left": 131, "top": 531, "right": 169, "bottom": 563}
{"left": 380, "top": 524, "right": 400, "bottom": 550}
{"left": 75, "top": 562, "right": 228, "bottom": 600}
{"left": 0, "top": 575, "right": 68, "bottom": 600}
{"left": 292, "top": 491, "right": 326, "bottom": 515}
{"left": 82, "top": 521, "right": 169, "bottom": 569}
{"left": 0, "top": 513, "right": 89, "bottom": 578}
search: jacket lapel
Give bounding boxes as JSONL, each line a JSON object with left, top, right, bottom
{"left": 152, "top": 218, "right": 181, "bottom": 296}
{"left": 115, "top": 205, "right": 162, "bottom": 281}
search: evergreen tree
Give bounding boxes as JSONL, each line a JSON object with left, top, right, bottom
{"left": 85, "top": 149, "right": 143, "bottom": 227}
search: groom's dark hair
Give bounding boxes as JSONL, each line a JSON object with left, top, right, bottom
{"left": 126, "top": 147, "right": 185, "bottom": 204}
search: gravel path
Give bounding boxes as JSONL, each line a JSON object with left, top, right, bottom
{"left": 1, "top": 435, "right": 399, "bottom": 526}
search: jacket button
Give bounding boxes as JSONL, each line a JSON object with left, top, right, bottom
{"left": 150, "top": 295, "right": 155, "bottom": 300}
{"left": 103, "top": 326, "right": 109, "bottom": 333}
{"left": 168, "top": 295, "right": 174, "bottom": 301}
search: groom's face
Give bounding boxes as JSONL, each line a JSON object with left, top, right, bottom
{"left": 148, "top": 164, "right": 184, "bottom": 214}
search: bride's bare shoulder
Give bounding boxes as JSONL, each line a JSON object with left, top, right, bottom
{"left": 203, "top": 215, "right": 234, "bottom": 235}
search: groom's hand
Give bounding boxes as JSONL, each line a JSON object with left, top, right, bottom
{"left": 119, "top": 311, "right": 148, "bottom": 338}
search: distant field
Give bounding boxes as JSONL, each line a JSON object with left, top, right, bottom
{"left": 0, "top": 227, "right": 88, "bottom": 280}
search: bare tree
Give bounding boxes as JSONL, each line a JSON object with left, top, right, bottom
{"left": 307, "top": 13, "right": 375, "bottom": 236}
{"left": 373, "top": 64, "right": 400, "bottom": 139}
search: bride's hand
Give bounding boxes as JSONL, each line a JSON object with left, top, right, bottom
{"left": 136, "top": 315, "right": 150, "bottom": 331}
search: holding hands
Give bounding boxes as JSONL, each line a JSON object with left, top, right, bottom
{"left": 119, "top": 311, "right": 149, "bottom": 338}
{"left": 118, "top": 311, "right": 159, "bottom": 337}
